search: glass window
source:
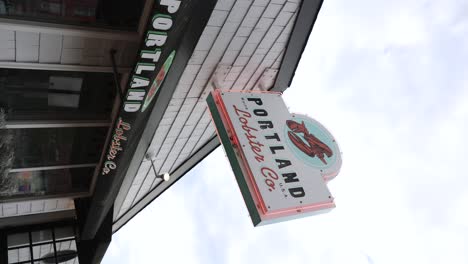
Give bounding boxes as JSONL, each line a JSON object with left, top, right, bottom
{"left": 34, "top": 257, "right": 56, "bottom": 264}
{"left": 9, "top": 127, "right": 107, "bottom": 168}
{"left": 0, "top": 0, "right": 145, "bottom": 30}
{"left": 18, "top": 247, "right": 31, "bottom": 262}
{"left": 8, "top": 247, "right": 31, "bottom": 263}
{"left": 56, "top": 240, "right": 71, "bottom": 251}
{"left": 31, "top": 230, "right": 53, "bottom": 244}
{"left": 7, "top": 232, "right": 29, "bottom": 248}
{"left": 32, "top": 243, "right": 53, "bottom": 260}
{"left": 0, "top": 167, "right": 94, "bottom": 198}
{"left": 0, "top": 69, "right": 116, "bottom": 121}
{"left": 54, "top": 226, "right": 74, "bottom": 241}
{"left": 8, "top": 248, "right": 18, "bottom": 263}
{"left": 7, "top": 226, "right": 80, "bottom": 264}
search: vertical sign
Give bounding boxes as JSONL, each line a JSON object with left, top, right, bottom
{"left": 84, "top": 0, "right": 218, "bottom": 239}
{"left": 99, "top": 0, "right": 184, "bottom": 177}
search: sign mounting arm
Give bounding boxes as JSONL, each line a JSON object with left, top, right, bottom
{"left": 110, "top": 49, "right": 126, "bottom": 103}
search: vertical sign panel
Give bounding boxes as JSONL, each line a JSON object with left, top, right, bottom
{"left": 84, "top": 0, "right": 217, "bottom": 239}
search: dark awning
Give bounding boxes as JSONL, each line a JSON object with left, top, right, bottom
{"left": 81, "top": 0, "right": 218, "bottom": 240}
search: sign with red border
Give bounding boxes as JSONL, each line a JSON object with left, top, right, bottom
{"left": 207, "top": 90, "right": 341, "bottom": 226}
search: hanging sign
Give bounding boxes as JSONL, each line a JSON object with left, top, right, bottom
{"left": 207, "top": 90, "right": 341, "bottom": 226}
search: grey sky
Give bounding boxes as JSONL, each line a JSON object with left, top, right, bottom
{"left": 103, "top": 0, "right": 468, "bottom": 263}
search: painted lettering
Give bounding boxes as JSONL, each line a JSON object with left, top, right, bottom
{"left": 131, "top": 76, "right": 150, "bottom": 88}
{"left": 270, "top": 146, "right": 284, "bottom": 154}
{"left": 102, "top": 118, "right": 131, "bottom": 175}
{"left": 282, "top": 172, "right": 299, "bottom": 183}
{"left": 152, "top": 14, "right": 173, "bottom": 30}
{"left": 233, "top": 104, "right": 265, "bottom": 163}
{"left": 124, "top": 102, "right": 141, "bottom": 112}
{"left": 135, "top": 63, "right": 155, "bottom": 74}
{"left": 258, "top": 120, "right": 273, "bottom": 129}
{"left": 146, "top": 31, "right": 168, "bottom": 47}
{"left": 261, "top": 167, "right": 279, "bottom": 180}
{"left": 276, "top": 159, "right": 291, "bottom": 169}
{"left": 233, "top": 105, "right": 251, "bottom": 118}
{"left": 141, "top": 49, "right": 162, "bottom": 63}
{"left": 160, "top": 0, "right": 181, "bottom": 13}
{"left": 127, "top": 90, "right": 146, "bottom": 101}
{"left": 265, "top": 133, "right": 280, "bottom": 141}
{"left": 247, "top": 97, "right": 263, "bottom": 105}
{"left": 253, "top": 109, "right": 268, "bottom": 116}
{"left": 289, "top": 187, "right": 305, "bottom": 198}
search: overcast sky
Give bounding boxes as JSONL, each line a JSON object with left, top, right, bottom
{"left": 102, "top": 0, "right": 468, "bottom": 263}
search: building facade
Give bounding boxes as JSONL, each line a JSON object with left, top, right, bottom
{"left": 0, "top": 0, "right": 323, "bottom": 263}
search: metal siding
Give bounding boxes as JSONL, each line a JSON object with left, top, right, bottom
{"left": 133, "top": 169, "right": 156, "bottom": 204}
{"left": 133, "top": 161, "right": 152, "bottom": 187}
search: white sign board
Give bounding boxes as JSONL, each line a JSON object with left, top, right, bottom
{"left": 207, "top": 90, "right": 341, "bottom": 226}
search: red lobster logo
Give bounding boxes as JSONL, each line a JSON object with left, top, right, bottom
{"left": 286, "top": 120, "right": 333, "bottom": 165}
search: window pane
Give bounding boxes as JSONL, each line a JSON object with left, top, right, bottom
{"left": 32, "top": 244, "right": 40, "bottom": 259}
{"left": 0, "top": 69, "right": 115, "bottom": 121}
{"left": 64, "top": 256, "right": 79, "bottom": 264}
{"left": 18, "top": 246, "right": 31, "bottom": 262}
{"left": 34, "top": 258, "right": 55, "bottom": 264}
{"left": 0, "top": 0, "right": 145, "bottom": 30}
{"left": 0, "top": 167, "right": 94, "bottom": 198}
{"left": 32, "top": 243, "right": 53, "bottom": 260}
{"left": 8, "top": 249, "right": 18, "bottom": 263}
{"left": 56, "top": 240, "right": 71, "bottom": 251}
{"left": 48, "top": 93, "right": 80, "bottom": 108}
{"left": 32, "top": 230, "right": 53, "bottom": 244}
{"left": 7, "top": 233, "right": 29, "bottom": 248}
{"left": 55, "top": 226, "right": 74, "bottom": 241}
{"left": 10, "top": 127, "right": 107, "bottom": 168}
{"left": 7, "top": 247, "right": 31, "bottom": 263}
{"left": 56, "top": 253, "right": 78, "bottom": 263}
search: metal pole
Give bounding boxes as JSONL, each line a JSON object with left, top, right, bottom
{"left": 149, "top": 159, "right": 158, "bottom": 179}
{"left": 28, "top": 232, "right": 33, "bottom": 264}
{"left": 109, "top": 49, "right": 125, "bottom": 102}
{"left": 51, "top": 228, "right": 58, "bottom": 264}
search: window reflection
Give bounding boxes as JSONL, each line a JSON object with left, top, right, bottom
{"left": 0, "top": 68, "right": 113, "bottom": 200}
{"left": 31, "top": 230, "right": 53, "bottom": 244}
{"left": 0, "top": 167, "right": 94, "bottom": 198}
{"left": 0, "top": 0, "right": 145, "bottom": 30}
{"left": 8, "top": 226, "right": 80, "bottom": 264}
{"left": 10, "top": 127, "right": 107, "bottom": 168}
{"left": 0, "top": 69, "right": 115, "bottom": 121}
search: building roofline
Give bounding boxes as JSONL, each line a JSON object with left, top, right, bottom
{"left": 272, "top": 0, "right": 324, "bottom": 92}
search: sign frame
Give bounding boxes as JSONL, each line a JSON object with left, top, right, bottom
{"left": 207, "top": 89, "right": 340, "bottom": 226}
